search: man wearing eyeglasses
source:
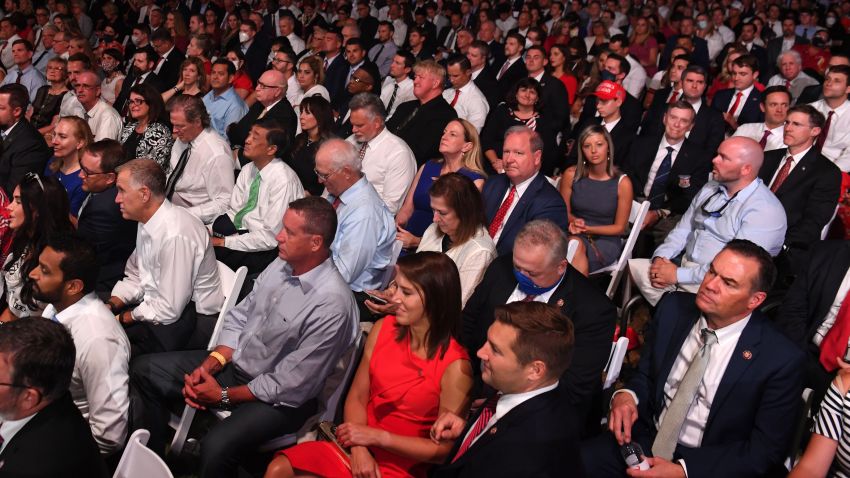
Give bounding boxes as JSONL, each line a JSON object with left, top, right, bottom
{"left": 227, "top": 69, "right": 296, "bottom": 166}
{"left": 269, "top": 49, "right": 301, "bottom": 107}
{"left": 628, "top": 137, "right": 788, "bottom": 306}
{"left": 75, "top": 70, "right": 122, "bottom": 141}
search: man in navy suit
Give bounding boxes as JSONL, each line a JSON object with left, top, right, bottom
{"left": 583, "top": 240, "right": 804, "bottom": 478}
{"left": 322, "top": 29, "right": 349, "bottom": 112}
{"left": 492, "top": 32, "right": 527, "bottom": 99}
{"left": 431, "top": 301, "right": 583, "bottom": 478}
{"left": 482, "top": 126, "right": 567, "bottom": 256}
{"left": 711, "top": 54, "right": 764, "bottom": 133}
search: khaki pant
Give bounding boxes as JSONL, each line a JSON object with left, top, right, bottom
{"left": 628, "top": 257, "right": 701, "bottom": 306}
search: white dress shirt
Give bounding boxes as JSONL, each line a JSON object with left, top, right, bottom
{"left": 728, "top": 85, "right": 755, "bottom": 119}
{"left": 346, "top": 127, "right": 417, "bottom": 214}
{"left": 462, "top": 381, "right": 559, "bottom": 448}
{"left": 0, "top": 33, "right": 21, "bottom": 70}
{"left": 224, "top": 159, "right": 304, "bottom": 252}
{"left": 0, "top": 414, "right": 37, "bottom": 454}
{"left": 768, "top": 145, "right": 812, "bottom": 189}
{"left": 112, "top": 201, "right": 224, "bottom": 323}
{"left": 392, "top": 18, "right": 408, "bottom": 47}
{"left": 287, "top": 33, "right": 305, "bottom": 54}
{"left": 814, "top": 266, "right": 850, "bottom": 347}
{"left": 85, "top": 99, "right": 123, "bottom": 141}
{"left": 442, "top": 80, "right": 490, "bottom": 132}
{"left": 44, "top": 293, "right": 130, "bottom": 454}
{"left": 733, "top": 122, "right": 786, "bottom": 151}
{"left": 154, "top": 46, "right": 175, "bottom": 75}
{"left": 810, "top": 99, "right": 850, "bottom": 172}
{"left": 643, "top": 136, "right": 684, "bottom": 197}
{"left": 492, "top": 172, "right": 538, "bottom": 244}
{"left": 380, "top": 76, "right": 414, "bottom": 119}
{"left": 601, "top": 116, "right": 621, "bottom": 132}
{"left": 169, "top": 128, "right": 235, "bottom": 224}
{"left": 59, "top": 90, "right": 87, "bottom": 119}
{"left": 417, "top": 225, "right": 496, "bottom": 305}
{"left": 286, "top": 74, "right": 302, "bottom": 106}
{"left": 622, "top": 55, "right": 648, "bottom": 99}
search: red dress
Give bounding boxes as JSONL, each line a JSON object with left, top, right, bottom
{"left": 281, "top": 316, "right": 469, "bottom": 478}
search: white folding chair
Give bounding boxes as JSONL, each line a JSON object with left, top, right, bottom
{"left": 114, "top": 429, "right": 174, "bottom": 478}
{"left": 822, "top": 204, "right": 840, "bottom": 240}
{"left": 379, "top": 240, "right": 404, "bottom": 289}
{"left": 566, "top": 239, "right": 579, "bottom": 263}
{"left": 169, "top": 262, "right": 248, "bottom": 456}
{"left": 603, "top": 336, "right": 630, "bottom": 390}
{"left": 590, "top": 200, "right": 651, "bottom": 300}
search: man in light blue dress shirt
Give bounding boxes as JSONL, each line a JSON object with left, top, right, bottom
{"left": 0, "top": 39, "right": 47, "bottom": 103}
{"left": 202, "top": 59, "right": 248, "bottom": 142}
{"left": 629, "top": 137, "right": 787, "bottom": 305}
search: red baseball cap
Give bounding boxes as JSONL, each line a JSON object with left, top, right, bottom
{"left": 593, "top": 80, "right": 626, "bottom": 101}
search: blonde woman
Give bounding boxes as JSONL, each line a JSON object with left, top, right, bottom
{"left": 559, "top": 125, "right": 633, "bottom": 275}
{"left": 45, "top": 116, "right": 93, "bottom": 216}
{"left": 395, "top": 118, "right": 486, "bottom": 250}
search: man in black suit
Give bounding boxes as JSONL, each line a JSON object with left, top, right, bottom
{"left": 238, "top": 20, "right": 271, "bottom": 83}
{"left": 765, "top": 18, "right": 808, "bottom": 80}
{"left": 476, "top": 20, "right": 504, "bottom": 67}
{"left": 797, "top": 54, "right": 850, "bottom": 105}
{"left": 355, "top": 0, "right": 378, "bottom": 49}
{"left": 227, "top": 70, "right": 297, "bottom": 165}
{"left": 573, "top": 80, "right": 635, "bottom": 168}
{"left": 583, "top": 241, "right": 805, "bottom": 478}
{"left": 407, "top": 25, "right": 435, "bottom": 61}
{"left": 629, "top": 101, "right": 713, "bottom": 251}
{"left": 492, "top": 32, "right": 527, "bottom": 99}
{"left": 578, "top": 53, "right": 643, "bottom": 134}
{"left": 658, "top": 16, "right": 710, "bottom": 70}
{"left": 386, "top": 59, "right": 457, "bottom": 166}
{"left": 77, "top": 140, "right": 137, "bottom": 295}
{"left": 712, "top": 54, "right": 764, "bottom": 133}
{"left": 0, "top": 84, "right": 51, "bottom": 195}
{"left": 738, "top": 21, "right": 768, "bottom": 79}
{"left": 115, "top": 47, "right": 163, "bottom": 118}
{"left": 150, "top": 28, "right": 185, "bottom": 91}
{"left": 525, "top": 45, "right": 570, "bottom": 137}
{"left": 760, "top": 105, "right": 841, "bottom": 281}
{"left": 0, "top": 318, "right": 108, "bottom": 477}
{"left": 462, "top": 219, "right": 616, "bottom": 418}
{"left": 322, "top": 29, "right": 349, "bottom": 111}
{"left": 639, "top": 54, "right": 690, "bottom": 136}
{"left": 432, "top": 301, "right": 584, "bottom": 478}
{"left": 467, "top": 40, "right": 499, "bottom": 109}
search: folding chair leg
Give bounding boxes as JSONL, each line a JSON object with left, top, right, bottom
{"left": 169, "top": 406, "right": 197, "bottom": 457}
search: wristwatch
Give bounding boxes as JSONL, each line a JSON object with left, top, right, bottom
{"left": 220, "top": 387, "right": 231, "bottom": 410}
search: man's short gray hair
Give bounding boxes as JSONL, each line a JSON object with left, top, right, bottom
{"left": 320, "top": 138, "right": 362, "bottom": 172}
{"left": 777, "top": 49, "right": 802, "bottom": 67}
{"left": 505, "top": 125, "right": 544, "bottom": 153}
{"left": 514, "top": 220, "right": 569, "bottom": 266}
{"left": 116, "top": 158, "right": 166, "bottom": 198}
{"left": 348, "top": 92, "right": 387, "bottom": 121}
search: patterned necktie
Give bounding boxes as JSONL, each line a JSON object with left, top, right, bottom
{"left": 452, "top": 394, "right": 500, "bottom": 462}
{"left": 165, "top": 144, "right": 192, "bottom": 199}
{"left": 450, "top": 89, "right": 460, "bottom": 107}
{"left": 648, "top": 147, "right": 675, "bottom": 209}
{"left": 727, "top": 91, "right": 744, "bottom": 117}
{"left": 387, "top": 83, "right": 399, "bottom": 113}
{"left": 651, "top": 328, "right": 718, "bottom": 460}
{"left": 233, "top": 173, "right": 261, "bottom": 229}
{"left": 816, "top": 110, "right": 834, "bottom": 151}
{"left": 14, "top": 69, "right": 21, "bottom": 84}
{"left": 488, "top": 186, "right": 516, "bottom": 238}
{"left": 770, "top": 154, "right": 794, "bottom": 193}
{"left": 758, "top": 129, "right": 771, "bottom": 149}
{"left": 358, "top": 142, "right": 368, "bottom": 162}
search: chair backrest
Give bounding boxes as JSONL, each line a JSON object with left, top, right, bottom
{"left": 605, "top": 200, "right": 650, "bottom": 299}
{"left": 113, "top": 429, "right": 174, "bottom": 478}
{"left": 208, "top": 262, "right": 249, "bottom": 350}
{"left": 566, "top": 239, "right": 579, "bottom": 263}
{"left": 380, "top": 240, "right": 404, "bottom": 289}
{"left": 603, "top": 336, "right": 630, "bottom": 389}
{"left": 821, "top": 204, "right": 840, "bottom": 240}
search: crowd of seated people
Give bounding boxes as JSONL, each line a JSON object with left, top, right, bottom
{"left": 1, "top": 1, "right": 850, "bottom": 477}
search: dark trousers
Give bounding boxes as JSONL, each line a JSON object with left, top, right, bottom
{"left": 122, "top": 301, "right": 201, "bottom": 357}
{"left": 214, "top": 246, "right": 278, "bottom": 276}
{"left": 580, "top": 427, "right": 655, "bottom": 477}
{"left": 130, "top": 350, "right": 317, "bottom": 478}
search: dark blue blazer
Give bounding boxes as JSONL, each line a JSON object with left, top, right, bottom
{"left": 711, "top": 87, "right": 765, "bottom": 126}
{"left": 629, "top": 292, "right": 805, "bottom": 478}
{"left": 324, "top": 53, "right": 349, "bottom": 111}
{"left": 482, "top": 173, "right": 568, "bottom": 256}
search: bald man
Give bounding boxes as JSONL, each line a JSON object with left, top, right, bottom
{"left": 628, "top": 137, "right": 788, "bottom": 305}
{"left": 227, "top": 69, "right": 297, "bottom": 165}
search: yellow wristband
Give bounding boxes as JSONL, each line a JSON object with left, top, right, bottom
{"left": 209, "top": 351, "right": 227, "bottom": 367}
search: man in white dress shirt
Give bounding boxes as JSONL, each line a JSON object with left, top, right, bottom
{"left": 766, "top": 50, "right": 819, "bottom": 105}
{"left": 810, "top": 65, "right": 850, "bottom": 172}
{"left": 166, "top": 94, "right": 235, "bottom": 224}
{"left": 109, "top": 158, "right": 224, "bottom": 356}
{"left": 270, "top": 49, "right": 301, "bottom": 106}
{"left": 609, "top": 34, "right": 648, "bottom": 99}
{"left": 212, "top": 118, "right": 304, "bottom": 274}
{"left": 30, "top": 235, "right": 131, "bottom": 456}
{"left": 278, "top": 14, "right": 304, "bottom": 54}
{"left": 0, "top": 17, "right": 22, "bottom": 71}
{"left": 443, "top": 54, "right": 489, "bottom": 132}
{"left": 75, "top": 71, "right": 122, "bottom": 141}
{"left": 733, "top": 85, "right": 789, "bottom": 152}
{"left": 345, "top": 92, "right": 416, "bottom": 214}
{"left": 379, "top": 50, "right": 415, "bottom": 119}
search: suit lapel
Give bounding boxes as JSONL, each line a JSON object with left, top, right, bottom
{"left": 775, "top": 148, "right": 817, "bottom": 195}
{"left": 759, "top": 148, "right": 786, "bottom": 184}
{"left": 501, "top": 174, "right": 542, "bottom": 236}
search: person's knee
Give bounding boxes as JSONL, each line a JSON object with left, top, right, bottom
{"left": 264, "top": 456, "right": 295, "bottom": 478}
{"left": 200, "top": 425, "right": 237, "bottom": 469}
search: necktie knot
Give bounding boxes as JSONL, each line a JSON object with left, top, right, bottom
{"left": 666, "top": 146, "right": 674, "bottom": 154}
{"left": 700, "top": 328, "right": 718, "bottom": 349}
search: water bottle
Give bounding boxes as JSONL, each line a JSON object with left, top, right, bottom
{"left": 620, "top": 442, "right": 650, "bottom": 471}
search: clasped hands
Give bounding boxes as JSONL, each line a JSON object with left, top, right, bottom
{"left": 568, "top": 218, "right": 587, "bottom": 235}
{"left": 609, "top": 393, "right": 685, "bottom": 478}
{"left": 649, "top": 258, "right": 677, "bottom": 289}
{"left": 183, "top": 362, "right": 224, "bottom": 410}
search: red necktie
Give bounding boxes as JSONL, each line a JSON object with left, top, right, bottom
{"left": 332, "top": 197, "right": 342, "bottom": 209}
{"left": 488, "top": 186, "right": 516, "bottom": 238}
{"left": 770, "top": 155, "right": 794, "bottom": 192}
{"left": 667, "top": 90, "right": 679, "bottom": 104}
{"left": 450, "top": 89, "right": 460, "bottom": 107}
{"left": 820, "top": 291, "right": 850, "bottom": 372}
{"left": 785, "top": 79, "right": 791, "bottom": 89}
{"left": 816, "top": 110, "right": 834, "bottom": 151}
{"left": 727, "top": 91, "right": 744, "bottom": 117}
{"left": 452, "top": 395, "right": 499, "bottom": 462}
{"left": 759, "top": 129, "right": 771, "bottom": 149}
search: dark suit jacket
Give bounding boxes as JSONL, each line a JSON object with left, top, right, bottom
{"left": 759, "top": 147, "right": 841, "bottom": 248}
{"left": 712, "top": 87, "right": 764, "bottom": 126}
{"left": 766, "top": 36, "right": 809, "bottom": 79}
{"left": 324, "top": 53, "right": 349, "bottom": 111}
{"left": 629, "top": 292, "right": 804, "bottom": 478}
{"left": 358, "top": 15, "right": 379, "bottom": 49}
{"left": 481, "top": 173, "right": 568, "bottom": 256}
{"left": 244, "top": 37, "right": 271, "bottom": 83}
{"left": 659, "top": 34, "right": 710, "bottom": 70}
{"left": 227, "top": 99, "right": 298, "bottom": 165}
{"left": 156, "top": 47, "right": 186, "bottom": 91}
{"left": 572, "top": 115, "right": 635, "bottom": 168}
{"left": 0, "top": 119, "right": 52, "bottom": 195}
{"left": 775, "top": 240, "right": 850, "bottom": 347}
{"left": 494, "top": 57, "right": 527, "bottom": 98}
{"left": 76, "top": 186, "right": 137, "bottom": 293}
{"left": 0, "top": 393, "right": 108, "bottom": 477}
{"left": 537, "top": 72, "right": 570, "bottom": 134}
{"left": 748, "top": 44, "right": 769, "bottom": 79}
{"left": 115, "top": 71, "right": 164, "bottom": 117}
{"left": 431, "top": 388, "right": 584, "bottom": 478}
{"left": 796, "top": 83, "right": 823, "bottom": 105}
{"left": 486, "top": 40, "right": 505, "bottom": 67}
{"left": 462, "top": 255, "right": 617, "bottom": 410}
{"left": 639, "top": 93, "right": 724, "bottom": 152}
{"left": 628, "top": 135, "right": 712, "bottom": 215}
{"left": 578, "top": 91, "right": 643, "bottom": 135}
{"left": 386, "top": 96, "right": 457, "bottom": 166}
{"left": 473, "top": 67, "right": 500, "bottom": 109}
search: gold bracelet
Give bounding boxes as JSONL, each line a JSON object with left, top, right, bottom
{"left": 209, "top": 351, "right": 227, "bottom": 367}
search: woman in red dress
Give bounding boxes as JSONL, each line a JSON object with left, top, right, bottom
{"left": 264, "top": 252, "right": 473, "bottom": 478}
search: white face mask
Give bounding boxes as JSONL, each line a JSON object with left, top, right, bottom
{"left": 231, "top": 59, "right": 241, "bottom": 71}
{"left": 697, "top": 20, "right": 708, "bottom": 29}
{"left": 131, "top": 34, "right": 142, "bottom": 46}
{"left": 239, "top": 31, "right": 250, "bottom": 43}
{"left": 827, "top": 17, "right": 837, "bottom": 27}
{"left": 60, "top": 51, "right": 70, "bottom": 60}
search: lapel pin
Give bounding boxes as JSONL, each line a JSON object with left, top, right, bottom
{"left": 742, "top": 350, "right": 752, "bottom": 360}
{"left": 556, "top": 299, "right": 564, "bottom": 307}
{"left": 489, "top": 427, "right": 498, "bottom": 434}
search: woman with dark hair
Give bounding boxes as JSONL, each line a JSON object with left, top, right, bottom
{"left": 29, "top": 57, "right": 69, "bottom": 133}
{"left": 99, "top": 48, "right": 125, "bottom": 106}
{"left": 0, "top": 174, "right": 74, "bottom": 322}
{"left": 45, "top": 116, "right": 92, "bottom": 216}
{"left": 629, "top": 16, "right": 658, "bottom": 77}
{"left": 548, "top": 43, "right": 578, "bottom": 105}
{"left": 220, "top": 13, "right": 241, "bottom": 52}
{"left": 265, "top": 251, "right": 472, "bottom": 478}
{"left": 287, "top": 95, "right": 335, "bottom": 195}
{"left": 203, "top": 7, "right": 222, "bottom": 47}
{"left": 119, "top": 83, "right": 175, "bottom": 172}
{"left": 294, "top": 55, "right": 330, "bottom": 107}
{"left": 480, "top": 78, "right": 560, "bottom": 175}
{"left": 558, "top": 125, "right": 633, "bottom": 275}
{"left": 224, "top": 48, "right": 253, "bottom": 100}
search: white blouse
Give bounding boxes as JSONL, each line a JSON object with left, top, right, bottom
{"left": 417, "top": 224, "right": 497, "bottom": 306}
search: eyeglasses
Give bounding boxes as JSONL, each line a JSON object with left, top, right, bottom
{"left": 80, "top": 164, "right": 111, "bottom": 177}
{"left": 127, "top": 98, "right": 146, "bottom": 105}
{"left": 256, "top": 81, "right": 284, "bottom": 90}
{"left": 25, "top": 172, "right": 44, "bottom": 191}
{"left": 76, "top": 83, "right": 99, "bottom": 90}
{"left": 699, "top": 189, "right": 739, "bottom": 218}
{"left": 350, "top": 76, "right": 371, "bottom": 84}
{"left": 314, "top": 168, "right": 339, "bottom": 181}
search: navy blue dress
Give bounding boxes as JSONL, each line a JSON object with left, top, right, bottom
{"left": 404, "top": 160, "right": 485, "bottom": 237}
{"left": 45, "top": 157, "right": 85, "bottom": 217}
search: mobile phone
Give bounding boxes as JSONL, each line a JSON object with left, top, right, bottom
{"left": 366, "top": 293, "right": 388, "bottom": 305}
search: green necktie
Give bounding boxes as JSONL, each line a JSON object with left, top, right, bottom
{"left": 234, "top": 173, "right": 261, "bottom": 229}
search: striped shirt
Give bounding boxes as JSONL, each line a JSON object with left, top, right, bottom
{"left": 813, "top": 381, "right": 850, "bottom": 477}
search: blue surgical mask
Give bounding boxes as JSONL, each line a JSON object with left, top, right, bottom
{"left": 513, "top": 269, "right": 561, "bottom": 296}
{"left": 600, "top": 70, "right": 617, "bottom": 82}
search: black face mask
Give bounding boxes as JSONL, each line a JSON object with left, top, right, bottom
{"left": 600, "top": 70, "right": 617, "bottom": 82}
{"left": 103, "top": 34, "right": 114, "bottom": 43}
